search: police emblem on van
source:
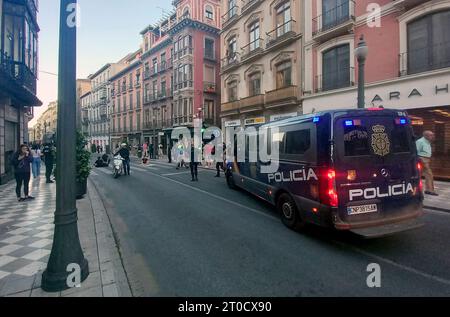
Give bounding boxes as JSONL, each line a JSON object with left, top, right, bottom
{"left": 371, "top": 125, "right": 391, "bottom": 156}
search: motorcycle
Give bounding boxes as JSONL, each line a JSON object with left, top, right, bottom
{"left": 113, "top": 155, "right": 124, "bottom": 179}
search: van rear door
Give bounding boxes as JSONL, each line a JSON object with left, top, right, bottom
{"left": 333, "top": 112, "right": 423, "bottom": 228}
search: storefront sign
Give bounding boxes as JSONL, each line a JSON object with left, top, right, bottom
{"left": 225, "top": 120, "right": 241, "bottom": 127}
{"left": 371, "top": 84, "right": 449, "bottom": 104}
{"left": 270, "top": 112, "right": 298, "bottom": 122}
{"left": 245, "top": 117, "right": 266, "bottom": 126}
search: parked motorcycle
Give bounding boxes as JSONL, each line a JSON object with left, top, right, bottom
{"left": 113, "top": 155, "right": 124, "bottom": 179}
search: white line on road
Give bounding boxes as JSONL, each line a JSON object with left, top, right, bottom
{"left": 333, "top": 240, "right": 450, "bottom": 287}
{"left": 145, "top": 170, "right": 279, "bottom": 222}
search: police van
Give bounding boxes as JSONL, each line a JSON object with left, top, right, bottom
{"left": 226, "top": 109, "right": 424, "bottom": 238}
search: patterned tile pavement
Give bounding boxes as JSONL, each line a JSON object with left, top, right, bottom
{"left": 0, "top": 176, "right": 55, "bottom": 291}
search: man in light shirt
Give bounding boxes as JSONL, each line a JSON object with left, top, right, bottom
{"left": 416, "top": 131, "right": 438, "bottom": 196}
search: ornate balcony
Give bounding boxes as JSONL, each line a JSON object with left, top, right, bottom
{"left": 265, "top": 85, "right": 300, "bottom": 108}
{"left": 222, "top": 6, "right": 239, "bottom": 30}
{"left": 239, "top": 94, "right": 264, "bottom": 113}
{"left": 221, "top": 100, "right": 240, "bottom": 115}
{"left": 221, "top": 52, "right": 240, "bottom": 73}
{"left": 266, "top": 19, "right": 298, "bottom": 50}
{"left": 312, "top": 0, "right": 355, "bottom": 43}
{"left": 241, "top": 39, "right": 264, "bottom": 62}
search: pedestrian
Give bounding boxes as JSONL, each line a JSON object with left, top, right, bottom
{"left": 114, "top": 143, "right": 130, "bottom": 175}
{"left": 168, "top": 143, "right": 172, "bottom": 163}
{"left": 11, "top": 144, "right": 34, "bottom": 202}
{"left": 215, "top": 142, "right": 226, "bottom": 178}
{"left": 416, "top": 131, "right": 438, "bottom": 196}
{"left": 149, "top": 143, "right": 154, "bottom": 159}
{"left": 190, "top": 142, "right": 200, "bottom": 182}
{"left": 30, "top": 144, "right": 42, "bottom": 178}
{"left": 42, "top": 143, "right": 55, "bottom": 184}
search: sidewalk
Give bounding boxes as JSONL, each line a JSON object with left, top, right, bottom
{"left": 423, "top": 181, "right": 450, "bottom": 212}
{"left": 0, "top": 173, "right": 132, "bottom": 297}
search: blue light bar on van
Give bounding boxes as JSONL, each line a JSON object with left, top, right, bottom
{"left": 345, "top": 120, "right": 354, "bottom": 127}
{"left": 313, "top": 117, "right": 320, "bottom": 123}
{"left": 395, "top": 118, "right": 408, "bottom": 125}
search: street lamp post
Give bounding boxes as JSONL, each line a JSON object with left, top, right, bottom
{"left": 42, "top": 0, "right": 89, "bottom": 292}
{"left": 355, "top": 35, "right": 369, "bottom": 109}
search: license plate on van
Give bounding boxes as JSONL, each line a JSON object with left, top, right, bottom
{"left": 347, "top": 204, "right": 378, "bottom": 215}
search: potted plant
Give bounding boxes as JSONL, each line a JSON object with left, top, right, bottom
{"left": 76, "top": 131, "right": 92, "bottom": 199}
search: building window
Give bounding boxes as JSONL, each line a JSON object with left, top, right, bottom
{"left": 228, "top": 0, "right": 238, "bottom": 19}
{"left": 136, "top": 91, "right": 141, "bottom": 108}
{"left": 276, "top": 61, "right": 292, "bottom": 89}
{"left": 249, "top": 73, "right": 261, "bottom": 96}
{"left": 322, "top": 44, "right": 350, "bottom": 91}
{"left": 204, "top": 100, "right": 215, "bottom": 120}
{"left": 407, "top": 10, "right": 450, "bottom": 75}
{"left": 322, "top": 0, "right": 350, "bottom": 31}
{"left": 152, "top": 58, "right": 158, "bottom": 74}
{"left": 228, "top": 81, "right": 238, "bottom": 101}
{"left": 129, "top": 94, "right": 133, "bottom": 110}
{"left": 249, "top": 21, "right": 260, "bottom": 51}
{"left": 205, "top": 38, "right": 215, "bottom": 59}
{"left": 227, "top": 36, "right": 237, "bottom": 63}
{"left": 205, "top": 5, "right": 214, "bottom": 20}
{"left": 276, "top": 1, "right": 292, "bottom": 37}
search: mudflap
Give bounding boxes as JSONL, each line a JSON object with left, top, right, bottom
{"left": 350, "top": 219, "right": 424, "bottom": 239}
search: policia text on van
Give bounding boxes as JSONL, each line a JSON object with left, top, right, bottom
{"left": 225, "top": 109, "right": 424, "bottom": 238}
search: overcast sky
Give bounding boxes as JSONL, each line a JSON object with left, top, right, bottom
{"left": 32, "top": 0, "right": 174, "bottom": 125}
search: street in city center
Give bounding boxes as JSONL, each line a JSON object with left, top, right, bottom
{"left": 87, "top": 158, "right": 450, "bottom": 297}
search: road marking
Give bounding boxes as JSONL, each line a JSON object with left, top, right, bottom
{"left": 145, "top": 170, "right": 278, "bottom": 222}
{"left": 333, "top": 240, "right": 450, "bottom": 287}
{"left": 162, "top": 171, "right": 192, "bottom": 176}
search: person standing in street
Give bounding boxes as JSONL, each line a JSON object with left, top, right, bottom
{"left": 11, "top": 144, "right": 34, "bottom": 202}
{"left": 416, "top": 130, "right": 438, "bottom": 196}
{"left": 190, "top": 142, "right": 200, "bottom": 182}
{"left": 42, "top": 143, "right": 55, "bottom": 184}
{"left": 215, "top": 142, "right": 226, "bottom": 178}
{"left": 30, "top": 144, "right": 42, "bottom": 179}
{"left": 115, "top": 143, "right": 131, "bottom": 175}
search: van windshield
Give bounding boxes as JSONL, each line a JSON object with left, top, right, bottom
{"left": 338, "top": 117, "right": 413, "bottom": 158}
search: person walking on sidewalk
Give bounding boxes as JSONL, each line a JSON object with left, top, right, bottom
{"left": 30, "top": 144, "right": 42, "bottom": 179}
{"left": 42, "top": 143, "right": 55, "bottom": 184}
{"left": 416, "top": 131, "right": 439, "bottom": 196}
{"left": 11, "top": 144, "right": 34, "bottom": 202}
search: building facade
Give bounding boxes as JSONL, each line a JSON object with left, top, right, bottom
{"left": 139, "top": 0, "right": 222, "bottom": 154}
{"left": 302, "top": 0, "right": 450, "bottom": 179}
{"left": 34, "top": 101, "right": 58, "bottom": 143}
{"left": 110, "top": 50, "right": 143, "bottom": 151}
{"left": 0, "top": 0, "right": 41, "bottom": 184}
{"left": 220, "top": 0, "right": 303, "bottom": 129}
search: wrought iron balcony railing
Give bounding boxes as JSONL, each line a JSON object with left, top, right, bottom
{"left": 312, "top": 0, "right": 355, "bottom": 36}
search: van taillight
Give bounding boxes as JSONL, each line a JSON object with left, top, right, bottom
{"left": 417, "top": 162, "right": 424, "bottom": 194}
{"left": 321, "top": 169, "right": 339, "bottom": 207}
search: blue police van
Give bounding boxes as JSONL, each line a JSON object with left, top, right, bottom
{"left": 226, "top": 109, "right": 424, "bottom": 238}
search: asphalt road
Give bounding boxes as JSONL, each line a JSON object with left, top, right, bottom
{"left": 89, "top": 158, "right": 450, "bottom": 297}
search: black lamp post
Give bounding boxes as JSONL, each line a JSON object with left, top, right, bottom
{"left": 42, "top": 0, "right": 89, "bottom": 292}
{"left": 355, "top": 35, "right": 369, "bottom": 109}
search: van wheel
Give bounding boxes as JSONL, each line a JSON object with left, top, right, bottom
{"left": 277, "top": 193, "right": 304, "bottom": 231}
{"left": 226, "top": 174, "right": 237, "bottom": 190}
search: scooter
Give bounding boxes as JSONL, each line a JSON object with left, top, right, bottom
{"left": 113, "top": 155, "right": 124, "bottom": 179}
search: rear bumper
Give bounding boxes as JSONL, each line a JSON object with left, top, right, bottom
{"left": 349, "top": 218, "right": 424, "bottom": 238}
{"left": 333, "top": 205, "right": 424, "bottom": 231}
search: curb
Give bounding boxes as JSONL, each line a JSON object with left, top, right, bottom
{"left": 87, "top": 180, "right": 133, "bottom": 297}
{"left": 424, "top": 205, "right": 450, "bottom": 213}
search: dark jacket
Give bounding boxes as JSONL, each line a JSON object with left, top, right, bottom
{"left": 42, "top": 145, "right": 54, "bottom": 165}
{"left": 11, "top": 152, "right": 33, "bottom": 174}
{"left": 115, "top": 148, "right": 130, "bottom": 160}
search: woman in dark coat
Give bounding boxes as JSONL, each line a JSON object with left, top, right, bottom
{"left": 11, "top": 144, "right": 34, "bottom": 202}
